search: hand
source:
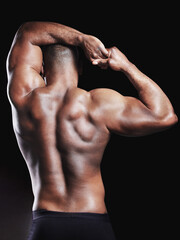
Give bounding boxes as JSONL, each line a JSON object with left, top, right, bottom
{"left": 81, "top": 34, "right": 109, "bottom": 63}
{"left": 108, "top": 47, "right": 130, "bottom": 71}
{"left": 92, "top": 47, "right": 130, "bottom": 71}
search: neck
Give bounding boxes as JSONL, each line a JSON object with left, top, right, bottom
{"left": 45, "top": 68, "right": 78, "bottom": 92}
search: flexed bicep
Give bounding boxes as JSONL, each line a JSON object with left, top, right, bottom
{"left": 106, "top": 95, "right": 177, "bottom": 137}
{"left": 113, "top": 97, "right": 158, "bottom": 136}
{"left": 92, "top": 46, "right": 177, "bottom": 136}
{"left": 91, "top": 88, "right": 175, "bottom": 137}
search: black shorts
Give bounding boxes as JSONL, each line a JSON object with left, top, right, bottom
{"left": 27, "top": 209, "right": 116, "bottom": 240}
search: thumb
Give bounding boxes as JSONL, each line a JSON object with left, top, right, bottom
{"left": 92, "top": 59, "right": 100, "bottom": 65}
{"left": 92, "top": 59, "right": 107, "bottom": 65}
{"left": 92, "top": 58, "right": 109, "bottom": 69}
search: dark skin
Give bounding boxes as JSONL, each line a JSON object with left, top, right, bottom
{"left": 7, "top": 22, "right": 178, "bottom": 213}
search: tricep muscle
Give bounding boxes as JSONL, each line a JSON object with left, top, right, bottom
{"left": 7, "top": 30, "right": 45, "bottom": 105}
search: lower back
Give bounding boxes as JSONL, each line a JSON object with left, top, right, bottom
{"left": 32, "top": 170, "right": 107, "bottom": 213}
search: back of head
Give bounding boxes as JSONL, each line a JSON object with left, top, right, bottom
{"left": 43, "top": 44, "right": 79, "bottom": 74}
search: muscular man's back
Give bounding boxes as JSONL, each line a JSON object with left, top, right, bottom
{"left": 7, "top": 22, "right": 177, "bottom": 240}
{"left": 17, "top": 86, "right": 109, "bottom": 212}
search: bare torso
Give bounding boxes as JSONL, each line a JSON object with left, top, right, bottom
{"left": 14, "top": 86, "right": 110, "bottom": 213}
{"left": 7, "top": 23, "right": 177, "bottom": 215}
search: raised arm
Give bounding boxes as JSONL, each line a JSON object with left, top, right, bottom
{"left": 91, "top": 47, "right": 178, "bottom": 136}
{"left": 6, "top": 21, "right": 108, "bottom": 106}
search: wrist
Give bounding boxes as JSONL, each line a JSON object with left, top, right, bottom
{"left": 77, "top": 33, "right": 85, "bottom": 47}
{"left": 121, "top": 61, "right": 134, "bottom": 74}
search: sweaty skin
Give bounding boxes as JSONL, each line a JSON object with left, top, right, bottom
{"left": 6, "top": 22, "right": 178, "bottom": 213}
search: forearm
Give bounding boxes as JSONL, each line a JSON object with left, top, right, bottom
{"left": 17, "top": 21, "right": 83, "bottom": 47}
{"left": 15, "top": 21, "right": 108, "bottom": 63}
{"left": 123, "top": 62, "right": 176, "bottom": 119}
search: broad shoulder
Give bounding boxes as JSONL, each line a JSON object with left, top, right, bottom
{"left": 90, "top": 88, "right": 125, "bottom": 107}
{"left": 88, "top": 88, "right": 126, "bottom": 127}
{"left": 68, "top": 88, "right": 123, "bottom": 108}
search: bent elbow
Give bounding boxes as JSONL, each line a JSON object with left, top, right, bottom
{"left": 169, "top": 112, "right": 178, "bottom": 126}
{"left": 15, "top": 22, "right": 34, "bottom": 40}
{"left": 160, "top": 112, "right": 178, "bottom": 128}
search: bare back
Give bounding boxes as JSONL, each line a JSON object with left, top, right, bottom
{"left": 7, "top": 22, "right": 177, "bottom": 215}
{"left": 15, "top": 86, "right": 110, "bottom": 213}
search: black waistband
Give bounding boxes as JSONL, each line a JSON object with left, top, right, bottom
{"left": 33, "top": 209, "right": 109, "bottom": 221}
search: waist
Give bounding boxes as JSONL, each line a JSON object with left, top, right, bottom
{"left": 32, "top": 209, "right": 109, "bottom": 221}
{"left": 32, "top": 181, "right": 107, "bottom": 213}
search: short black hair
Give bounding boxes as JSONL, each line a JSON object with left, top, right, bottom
{"left": 42, "top": 44, "right": 79, "bottom": 70}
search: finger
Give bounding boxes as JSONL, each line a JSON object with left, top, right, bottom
{"left": 97, "top": 46, "right": 109, "bottom": 58}
{"left": 92, "top": 59, "right": 106, "bottom": 65}
{"left": 101, "top": 47, "right": 109, "bottom": 57}
{"left": 106, "top": 48, "right": 111, "bottom": 57}
{"left": 92, "top": 58, "right": 109, "bottom": 68}
{"left": 92, "top": 59, "right": 100, "bottom": 65}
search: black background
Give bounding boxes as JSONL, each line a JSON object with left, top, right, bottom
{"left": 1, "top": 2, "right": 179, "bottom": 240}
